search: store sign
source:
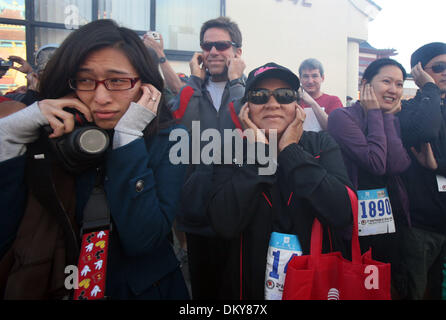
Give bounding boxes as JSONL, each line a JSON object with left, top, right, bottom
{"left": 275, "top": 0, "right": 313, "bottom": 7}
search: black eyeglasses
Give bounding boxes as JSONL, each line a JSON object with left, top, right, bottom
{"left": 425, "top": 61, "right": 446, "bottom": 74}
{"left": 247, "top": 88, "right": 298, "bottom": 105}
{"left": 200, "top": 41, "right": 240, "bottom": 52}
{"left": 69, "top": 77, "right": 140, "bottom": 91}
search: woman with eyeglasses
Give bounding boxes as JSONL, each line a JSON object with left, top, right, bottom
{"left": 327, "top": 58, "right": 411, "bottom": 299}
{"left": 0, "top": 20, "right": 189, "bottom": 300}
{"left": 206, "top": 63, "right": 354, "bottom": 300}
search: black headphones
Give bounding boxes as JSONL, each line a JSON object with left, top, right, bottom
{"left": 42, "top": 108, "right": 110, "bottom": 175}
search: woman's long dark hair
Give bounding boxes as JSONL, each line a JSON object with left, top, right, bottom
{"left": 38, "top": 19, "right": 173, "bottom": 137}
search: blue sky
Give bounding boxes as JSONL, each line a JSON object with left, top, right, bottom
{"left": 369, "top": 0, "right": 446, "bottom": 71}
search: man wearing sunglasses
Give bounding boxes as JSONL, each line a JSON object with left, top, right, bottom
{"left": 396, "top": 42, "right": 446, "bottom": 300}
{"left": 171, "top": 17, "right": 246, "bottom": 127}
{"left": 170, "top": 17, "right": 246, "bottom": 300}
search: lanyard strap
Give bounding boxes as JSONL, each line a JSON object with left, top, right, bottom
{"left": 74, "top": 229, "right": 110, "bottom": 300}
{"left": 74, "top": 169, "right": 111, "bottom": 300}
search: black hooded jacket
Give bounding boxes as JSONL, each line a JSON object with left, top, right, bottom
{"left": 397, "top": 82, "right": 446, "bottom": 234}
{"left": 207, "top": 131, "right": 355, "bottom": 299}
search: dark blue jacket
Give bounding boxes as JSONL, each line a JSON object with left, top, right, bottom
{"left": 0, "top": 126, "right": 189, "bottom": 299}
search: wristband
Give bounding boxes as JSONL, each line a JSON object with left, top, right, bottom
{"left": 229, "top": 77, "right": 245, "bottom": 87}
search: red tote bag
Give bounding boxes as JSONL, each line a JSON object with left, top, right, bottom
{"left": 282, "top": 187, "right": 391, "bottom": 300}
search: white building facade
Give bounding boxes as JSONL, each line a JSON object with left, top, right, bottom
{"left": 225, "top": 0, "right": 381, "bottom": 104}
{"left": 0, "top": 0, "right": 381, "bottom": 102}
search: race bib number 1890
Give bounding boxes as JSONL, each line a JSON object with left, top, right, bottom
{"left": 357, "top": 188, "right": 396, "bottom": 237}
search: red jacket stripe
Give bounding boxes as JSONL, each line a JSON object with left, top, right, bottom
{"left": 229, "top": 101, "right": 243, "bottom": 131}
{"left": 172, "top": 86, "right": 195, "bottom": 120}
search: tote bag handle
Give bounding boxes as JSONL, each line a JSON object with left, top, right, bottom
{"left": 310, "top": 186, "right": 361, "bottom": 264}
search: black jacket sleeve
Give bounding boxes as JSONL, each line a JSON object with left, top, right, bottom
{"left": 436, "top": 101, "right": 446, "bottom": 175}
{"left": 0, "top": 156, "right": 26, "bottom": 258}
{"left": 398, "top": 83, "right": 443, "bottom": 147}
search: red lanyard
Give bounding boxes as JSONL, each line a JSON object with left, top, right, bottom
{"left": 74, "top": 169, "right": 111, "bottom": 300}
{"left": 74, "top": 229, "right": 110, "bottom": 300}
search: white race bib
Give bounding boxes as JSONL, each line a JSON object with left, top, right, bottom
{"left": 264, "top": 232, "right": 302, "bottom": 300}
{"left": 436, "top": 175, "right": 446, "bottom": 192}
{"left": 358, "top": 188, "right": 396, "bottom": 236}
{"left": 303, "top": 108, "right": 324, "bottom": 132}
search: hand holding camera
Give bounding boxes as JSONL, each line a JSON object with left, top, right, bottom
{"left": 143, "top": 31, "right": 165, "bottom": 58}
{"left": 146, "top": 31, "right": 161, "bottom": 41}
{"left": 8, "top": 55, "right": 33, "bottom": 74}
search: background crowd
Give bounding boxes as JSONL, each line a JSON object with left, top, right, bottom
{"left": 0, "top": 16, "right": 445, "bottom": 301}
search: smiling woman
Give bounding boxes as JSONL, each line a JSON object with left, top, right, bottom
{"left": 0, "top": 19, "right": 190, "bottom": 300}
{"left": 361, "top": 59, "right": 407, "bottom": 113}
{"left": 327, "top": 58, "right": 411, "bottom": 299}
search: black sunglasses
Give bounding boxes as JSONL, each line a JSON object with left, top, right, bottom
{"left": 247, "top": 88, "right": 298, "bottom": 105}
{"left": 200, "top": 41, "right": 239, "bottom": 52}
{"left": 426, "top": 61, "right": 446, "bottom": 74}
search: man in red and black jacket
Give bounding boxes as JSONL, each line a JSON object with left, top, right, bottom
{"left": 169, "top": 17, "right": 246, "bottom": 299}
